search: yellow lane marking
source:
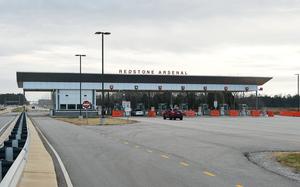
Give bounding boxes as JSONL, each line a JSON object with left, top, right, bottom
{"left": 203, "top": 171, "right": 216, "bottom": 177}
{"left": 179, "top": 161, "right": 189, "bottom": 167}
{"left": 123, "top": 141, "right": 129, "bottom": 144}
{"left": 147, "top": 149, "right": 153, "bottom": 153}
{"left": 161, "top": 154, "right": 169, "bottom": 159}
{"left": 135, "top": 145, "right": 140, "bottom": 148}
{"left": 236, "top": 184, "right": 243, "bottom": 187}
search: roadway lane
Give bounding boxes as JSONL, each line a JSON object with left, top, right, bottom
{"left": 32, "top": 116, "right": 300, "bottom": 187}
{"left": 0, "top": 113, "right": 16, "bottom": 130}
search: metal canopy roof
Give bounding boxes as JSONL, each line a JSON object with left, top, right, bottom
{"left": 16, "top": 72, "right": 272, "bottom": 88}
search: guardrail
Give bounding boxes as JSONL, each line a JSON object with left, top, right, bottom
{"left": 0, "top": 112, "right": 30, "bottom": 187}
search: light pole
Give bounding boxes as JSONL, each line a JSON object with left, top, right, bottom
{"left": 95, "top": 31, "right": 111, "bottom": 119}
{"left": 75, "top": 54, "right": 86, "bottom": 118}
{"left": 296, "top": 73, "right": 299, "bottom": 111}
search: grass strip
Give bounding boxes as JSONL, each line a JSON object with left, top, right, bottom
{"left": 275, "top": 152, "right": 300, "bottom": 172}
{"left": 55, "top": 117, "right": 137, "bottom": 126}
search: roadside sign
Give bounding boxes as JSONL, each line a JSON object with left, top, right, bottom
{"left": 122, "top": 101, "right": 131, "bottom": 110}
{"left": 125, "top": 107, "right": 131, "bottom": 112}
{"left": 213, "top": 100, "right": 218, "bottom": 109}
{"left": 82, "top": 100, "right": 91, "bottom": 109}
{"left": 122, "top": 101, "right": 131, "bottom": 117}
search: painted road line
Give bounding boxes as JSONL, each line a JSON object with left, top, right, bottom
{"left": 179, "top": 161, "right": 189, "bottom": 167}
{"left": 236, "top": 184, "right": 244, "bottom": 187}
{"left": 123, "top": 141, "right": 129, "bottom": 144}
{"left": 147, "top": 149, "right": 153, "bottom": 153}
{"left": 203, "top": 171, "right": 216, "bottom": 177}
{"left": 161, "top": 154, "right": 169, "bottom": 159}
{"left": 31, "top": 117, "right": 73, "bottom": 187}
{"left": 135, "top": 145, "right": 140, "bottom": 148}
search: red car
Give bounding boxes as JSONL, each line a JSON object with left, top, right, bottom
{"left": 163, "top": 109, "right": 183, "bottom": 120}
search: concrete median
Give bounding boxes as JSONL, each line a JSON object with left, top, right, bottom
{"left": 17, "top": 117, "right": 57, "bottom": 187}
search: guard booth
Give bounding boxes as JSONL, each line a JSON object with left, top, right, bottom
{"left": 220, "top": 104, "right": 229, "bottom": 116}
{"left": 239, "top": 104, "right": 249, "bottom": 116}
{"left": 198, "top": 104, "right": 210, "bottom": 115}
{"left": 16, "top": 72, "right": 272, "bottom": 117}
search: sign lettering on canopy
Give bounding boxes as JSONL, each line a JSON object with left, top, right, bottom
{"left": 119, "top": 69, "right": 188, "bottom": 76}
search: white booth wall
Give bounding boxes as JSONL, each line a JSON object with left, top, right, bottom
{"left": 55, "top": 89, "right": 96, "bottom": 110}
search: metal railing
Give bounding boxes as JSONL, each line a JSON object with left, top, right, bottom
{"left": 0, "top": 112, "right": 30, "bottom": 187}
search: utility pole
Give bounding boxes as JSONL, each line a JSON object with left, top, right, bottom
{"left": 75, "top": 54, "right": 86, "bottom": 118}
{"left": 95, "top": 31, "right": 111, "bottom": 121}
{"left": 296, "top": 73, "right": 299, "bottom": 111}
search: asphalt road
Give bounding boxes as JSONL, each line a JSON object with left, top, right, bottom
{"left": 31, "top": 115, "right": 300, "bottom": 187}
{"left": 0, "top": 113, "right": 16, "bottom": 130}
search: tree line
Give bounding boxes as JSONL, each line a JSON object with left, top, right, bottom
{"left": 0, "top": 94, "right": 27, "bottom": 105}
{"left": 0, "top": 92, "right": 298, "bottom": 110}
{"left": 97, "top": 91, "right": 300, "bottom": 110}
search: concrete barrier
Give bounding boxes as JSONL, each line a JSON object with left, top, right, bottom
{"left": 210, "top": 110, "right": 220, "bottom": 116}
{"left": 228, "top": 110, "right": 239, "bottom": 117}
{"left": 0, "top": 161, "right": 13, "bottom": 181}
{"left": 0, "top": 112, "right": 30, "bottom": 187}
{"left": 112, "top": 110, "right": 124, "bottom": 117}
{"left": 267, "top": 111, "right": 274, "bottom": 117}
{"left": 186, "top": 110, "right": 196, "bottom": 117}
{"left": 147, "top": 110, "right": 156, "bottom": 117}
{"left": 280, "top": 111, "right": 300, "bottom": 117}
{"left": 250, "top": 110, "right": 260, "bottom": 117}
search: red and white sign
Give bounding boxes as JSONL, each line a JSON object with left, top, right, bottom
{"left": 82, "top": 100, "right": 91, "bottom": 109}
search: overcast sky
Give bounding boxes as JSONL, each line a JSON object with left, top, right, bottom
{"left": 0, "top": 0, "right": 300, "bottom": 101}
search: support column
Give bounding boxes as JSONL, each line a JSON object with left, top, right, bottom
{"left": 93, "top": 90, "right": 97, "bottom": 110}
{"left": 51, "top": 90, "right": 55, "bottom": 110}
{"left": 186, "top": 91, "right": 188, "bottom": 109}
{"left": 255, "top": 89, "right": 258, "bottom": 110}
{"left": 23, "top": 90, "right": 26, "bottom": 106}
{"left": 56, "top": 90, "right": 59, "bottom": 110}
{"left": 148, "top": 91, "right": 151, "bottom": 110}
{"left": 233, "top": 92, "right": 236, "bottom": 110}
{"left": 170, "top": 91, "right": 173, "bottom": 108}
{"left": 107, "top": 91, "right": 110, "bottom": 114}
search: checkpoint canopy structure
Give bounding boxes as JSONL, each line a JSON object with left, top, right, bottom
{"left": 16, "top": 72, "right": 272, "bottom": 116}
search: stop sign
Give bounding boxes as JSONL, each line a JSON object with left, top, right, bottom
{"left": 82, "top": 100, "right": 91, "bottom": 109}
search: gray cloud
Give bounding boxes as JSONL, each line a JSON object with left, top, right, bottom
{"left": 0, "top": 0, "right": 300, "bottom": 97}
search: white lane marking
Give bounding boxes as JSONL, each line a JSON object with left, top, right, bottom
{"left": 31, "top": 117, "right": 74, "bottom": 187}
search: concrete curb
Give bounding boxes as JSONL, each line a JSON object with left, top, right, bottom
{"left": 246, "top": 151, "right": 300, "bottom": 183}
{"left": 30, "top": 117, "right": 73, "bottom": 187}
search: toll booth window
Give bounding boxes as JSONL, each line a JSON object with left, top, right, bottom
{"left": 60, "top": 104, "right": 66, "bottom": 110}
{"left": 68, "top": 104, "right": 76, "bottom": 110}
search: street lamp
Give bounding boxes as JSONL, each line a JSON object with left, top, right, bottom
{"left": 296, "top": 73, "right": 299, "bottom": 111}
{"left": 95, "top": 31, "right": 111, "bottom": 119}
{"left": 75, "top": 54, "right": 86, "bottom": 118}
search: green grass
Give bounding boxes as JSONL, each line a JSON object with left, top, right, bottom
{"left": 55, "top": 117, "right": 137, "bottom": 126}
{"left": 11, "top": 107, "right": 24, "bottom": 113}
{"left": 276, "top": 152, "right": 300, "bottom": 172}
